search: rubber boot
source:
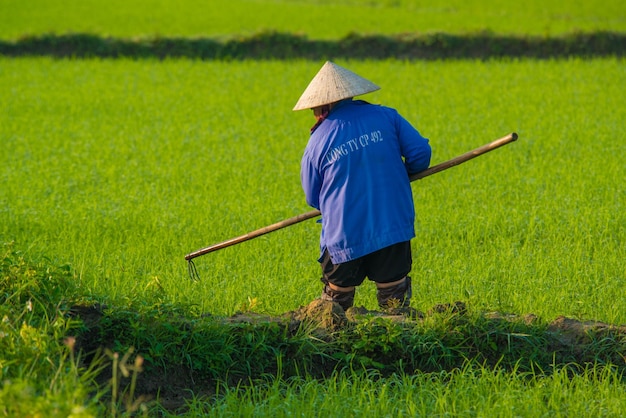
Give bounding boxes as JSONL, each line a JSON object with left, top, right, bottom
{"left": 377, "top": 276, "right": 412, "bottom": 310}
{"left": 321, "top": 283, "right": 355, "bottom": 311}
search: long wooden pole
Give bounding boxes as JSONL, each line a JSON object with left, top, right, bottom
{"left": 185, "top": 132, "right": 518, "bottom": 261}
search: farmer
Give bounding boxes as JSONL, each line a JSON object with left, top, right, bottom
{"left": 294, "top": 61, "right": 432, "bottom": 311}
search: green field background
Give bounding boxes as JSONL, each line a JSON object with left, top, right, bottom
{"left": 1, "top": 0, "right": 625, "bottom": 40}
{"left": 1, "top": 57, "right": 624, "bottom": 322}
{"left": 2, "top": 1, "right": 625, "bottom": 415}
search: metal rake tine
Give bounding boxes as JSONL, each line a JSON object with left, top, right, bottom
{"left": 187, "top": 259, "right": 200, "bottom": 281}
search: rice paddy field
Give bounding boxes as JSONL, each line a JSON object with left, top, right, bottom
{"left": 1, "top": 0, "right": 624, "bottom": 39}
{"left": 1, "top": 1, "right": 625, "bottom": 416}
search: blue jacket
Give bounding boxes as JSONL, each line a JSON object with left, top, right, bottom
{"left": 301, "top": 99, "right": 432, "bottom": 264}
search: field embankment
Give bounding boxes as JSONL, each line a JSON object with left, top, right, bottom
{"left": 1, "top": 31, "right": 624, "bottom": 60}
{"left": 74, "top": 299, "right": 626, "bottom": 411}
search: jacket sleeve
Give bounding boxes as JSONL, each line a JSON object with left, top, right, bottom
{"left": 300, "top": 152, "right": 321, "bottom": 210}
{"left": 396, "top": 113, "right": 432, "bottom": 175}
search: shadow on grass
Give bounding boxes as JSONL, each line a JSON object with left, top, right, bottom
{"left": 1, "top": 30, "right": 625, "bottom": 60}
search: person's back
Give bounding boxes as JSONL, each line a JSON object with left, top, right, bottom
{"left": 301, "top": 99, "right": 430, "bottom": 264}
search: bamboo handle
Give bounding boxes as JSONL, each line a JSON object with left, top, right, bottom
{"left": 185, "top": 132, "right": 518, "bottom": 261}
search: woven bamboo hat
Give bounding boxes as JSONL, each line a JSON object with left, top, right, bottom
{"left": 293, "top": 61, "right": 380, "bottom": 111}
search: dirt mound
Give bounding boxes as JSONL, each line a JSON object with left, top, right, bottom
{"left": 230, "top": 300, "right": 626, "bottom": 342}
{"left": 547, "top": 315, "right": 626, "bottom": 348}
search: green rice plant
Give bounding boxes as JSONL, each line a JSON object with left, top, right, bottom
{"left": 179, "top": 365, "right": 626, "bottom": 417}
{"left": 1, "top": 1, "right": 624, "bottom": 409}
{"left": 1, "top": 58, "right": 624, "bottom": 324}
{"left": 1, "top": 0, "right": 624, "bottom": 40}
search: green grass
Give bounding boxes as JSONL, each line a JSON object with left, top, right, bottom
{"left": 1, "top": 0, "right": 625, "bottom": 40}
{"left": 2, "top": 245, "right": 625, "bottom": 416}
{"left": 1, "top": 57, "right": 624, "bottom": 323}
{"left": 0, "top": 245, "right": 102, "bottom": 416}
{"left": 187, "top": 367, "right": 626, "bottom": 417}
{"left": 2, "top": 2, "right": 625, "bottom": 414}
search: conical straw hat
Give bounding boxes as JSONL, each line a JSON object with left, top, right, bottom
{"left": 293, "top": 61, "right": 380, "bottom": 111}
